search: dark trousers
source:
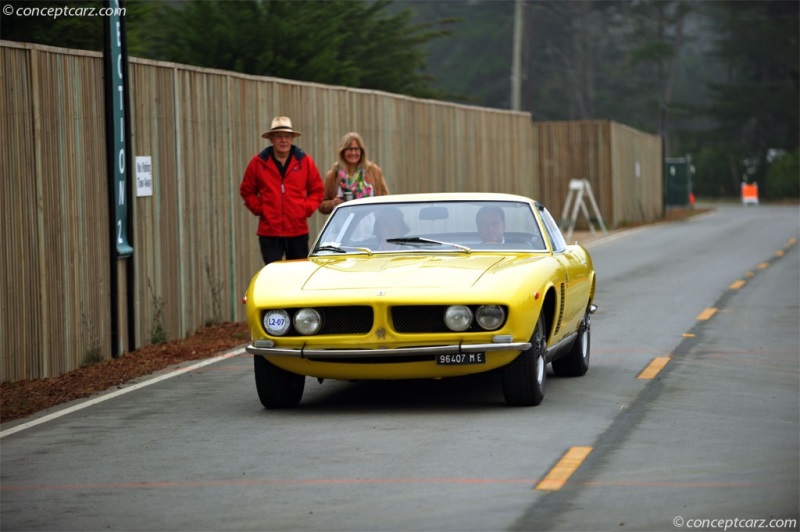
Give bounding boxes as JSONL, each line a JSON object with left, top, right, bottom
{"left": 258, "top": 234, "right": 309, "bottom": 265}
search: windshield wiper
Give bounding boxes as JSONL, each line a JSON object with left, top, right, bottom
{"left": 315, "top": 244, "right": 347, "bottom": 253}
{"left": 386, "top": 237, "right": 471, "bottom": 253}
{"left": 315, "top": 244, "right": 374, "bottom": 255}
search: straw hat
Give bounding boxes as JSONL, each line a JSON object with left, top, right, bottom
{"left": 262, "top": 116, "right": 302, "bottom": 139}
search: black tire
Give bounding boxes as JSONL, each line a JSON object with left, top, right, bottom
{"left": 501, "top": 313, "right": 546, "bottom": 406}
{"left": 254, "top": 355, "right": 305, "bottom": 409}
{"left": 552, "top": 308, "right": 591, "bottom": 377}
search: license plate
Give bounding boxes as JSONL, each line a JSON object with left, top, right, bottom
{"left": 436, "top": 352, "right": 486, "bottom": 365}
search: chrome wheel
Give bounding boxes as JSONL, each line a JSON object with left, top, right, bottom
{"left": 552, "top": 307, "right": 591, "bottom": 377}
{"left": 501, "top": 313, "right": 546, "bottom": 406}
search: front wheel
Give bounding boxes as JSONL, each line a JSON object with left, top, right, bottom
{"left": 552, "top": 307, "right": 591, "bottom": 377}
{"left": 501, "top": 313, "right": 546, "bottom": 406}
{"left": 254, "top": 356, "right": 305, "bottom": 408}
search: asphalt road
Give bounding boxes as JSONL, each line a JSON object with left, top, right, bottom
{"left": 1, "top": 203, "right": 798, "bottom": 532}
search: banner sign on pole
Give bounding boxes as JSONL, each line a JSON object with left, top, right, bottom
{"left": 104, "top": 0, "right": 133, "bottom": 257}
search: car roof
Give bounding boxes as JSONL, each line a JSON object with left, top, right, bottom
{"left": 344, "top": 192, "right": 537, "bottom": 206}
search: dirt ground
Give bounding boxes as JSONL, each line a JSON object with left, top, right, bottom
{"left": 0, "top": 206, "right": 711, "bottom": 425}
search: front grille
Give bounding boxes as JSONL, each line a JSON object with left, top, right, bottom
{"left": 267, "top": 304, "right": 506, "bottom": 336}
{"left": 271, "top": 306, "right": 373, "bottom": 336}
{"left": 318, "top": 306, "right": 373, "bottom": 334}
{"left": 392, "top": 305, "right": 508, "bottom": 333}
{"left": 392, "top": 306, "right": 450, "bottom": 333}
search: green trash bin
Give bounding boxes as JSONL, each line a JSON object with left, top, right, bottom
{"left": 664, "top": 156, "right": 694, "bottom": 206}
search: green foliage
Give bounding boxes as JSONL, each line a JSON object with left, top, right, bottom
{"left": 765, "top": 149, "right": 800, "bottom": 200}
{"left": 81, "top": 346, "right": 105, "bottom": 367}
{"left": 701, "top": 0, "right": 799, "bottom": 184}
{"left": 400, "top": 0, "right": 513, "bottom": 107}
{"left": 138, "top": 0, "right": 449, "bottom": 98}
{"left": 80, "top": 312, "right": 105, "bottom": 367}
{"left": 150, "top": 319, "right": 167, "bottom": 345}
{"left": 4, "top": 0, "right": 797, "bottom": 200}
{"left": 1, "top": 0, "right": 449, "bottom": 99}
{"left": 691, "top": 143, "right": 746, "bottom": 198}
{"left": 147, "top": 279, "right": 167, "bottom": 345}
{"left": 406, "top": 0, "right": 695, "bottom": 132}
{"left": 205, "top": 260, "right": 224, "bottom": 327}
{"left": 0, "top": 0, "right": 160, "bottom": 53}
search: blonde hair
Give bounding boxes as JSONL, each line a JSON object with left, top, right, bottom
{"left": 334, "top": 132, "right": 371, "bottom": 172}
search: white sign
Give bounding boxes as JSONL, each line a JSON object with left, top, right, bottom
{"left": 135, "top": 156, "right": 153, "bottom": 197}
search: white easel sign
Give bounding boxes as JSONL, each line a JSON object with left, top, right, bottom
{"left": 136, "top": 156, "right": 153, "bottom": 197}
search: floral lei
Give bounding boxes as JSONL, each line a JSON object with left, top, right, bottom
{"left": 338, "top": 166, "right": 374, "bottom": 199}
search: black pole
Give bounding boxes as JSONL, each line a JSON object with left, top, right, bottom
{"left": 119, "top": 1, "right": 136, "bottom": 354}
{"left": 103, "top": 3, "right": 119, "bottom": 357}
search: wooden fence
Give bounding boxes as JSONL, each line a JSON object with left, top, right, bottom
{"left": 1, "top": 41, "right": 661, "bottom": 381}
{"left": 534, "top": 120, "right": 663, "bottom": 228}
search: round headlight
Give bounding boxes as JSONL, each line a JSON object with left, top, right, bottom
{"left": 293, "top": 308, "right": 322, "bottom": 336}
{"left": 475, "top": 305, "right": 505, "bottom": 330}
{"left": 263, "top": 309, "right": 291, "bottom": 336}
{"left": 444, "top": 305, "right": 473, "bottom": 332}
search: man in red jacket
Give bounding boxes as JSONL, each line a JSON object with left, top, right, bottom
{"left": 240, "top": 116, "right": 324, "bottom": 265}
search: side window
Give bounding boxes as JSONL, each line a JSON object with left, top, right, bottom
{"left": 539, "top": 207, "right": 567, "bottom": 252}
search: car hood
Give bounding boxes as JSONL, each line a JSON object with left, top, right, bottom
{"left": 304, "top": 255, "right": 508, "bottom": 289}
{"left": 250, "top": 253, "right": 551, "bottom": 305}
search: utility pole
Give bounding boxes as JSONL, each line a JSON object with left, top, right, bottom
{"left": 511, "top": 0, "right": 523, "bottom": 111}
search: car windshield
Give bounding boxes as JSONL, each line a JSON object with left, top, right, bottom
{"left": 312, "top": 200, "right": 547, "bottom": 255}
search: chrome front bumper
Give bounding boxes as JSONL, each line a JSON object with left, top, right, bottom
{"left": 245, "top": 341, "right": 532, "bottom": 359}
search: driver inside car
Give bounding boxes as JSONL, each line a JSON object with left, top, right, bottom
{"left": 476, "top": 205, "right": 506, "bottom": 244}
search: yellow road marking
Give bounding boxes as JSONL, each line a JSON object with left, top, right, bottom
{"left": 637, "top": 356, "right": 671, "bottom": 380}
{"left": 682, "top": 333, "right": 695, "bottom": 338}
{"left": 756, "top": 262, "right": 769, "bottom": 270}
{"left": 745, "top": 271, "right": 754, "bottom": 278}
{"left": 697, "top": 307, "right": 718, "bottom": 320}
{"left": 536, "top": 447, "right": 593, "bottom": 491}
{"left": 775, "top": 250, "right": 784, "bottom": 257}
{"left": 729, "top": 280, "right": 746, "bottom": 290}
{"left": 789, "top": 238, "right": 797, "bottom": 245}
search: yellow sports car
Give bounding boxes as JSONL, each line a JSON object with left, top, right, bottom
{"left": 244, "top": 193, "right": 596, "bottom": 408}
